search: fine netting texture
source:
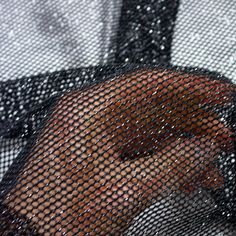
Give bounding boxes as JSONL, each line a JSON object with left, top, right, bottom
{"left": 0, "top": 0, "right": 177, "bottom": 81}
{"left": 0, "top": 66, "right": 235, "bottom": 235}
{"left": 0, "top": 0, "right": 122, "bottom": 80}
{"left": 171, "top": 0, "right": 236, "bottom": 83}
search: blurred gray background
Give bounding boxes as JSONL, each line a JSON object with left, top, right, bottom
{"left": 0, "top": 0, "right": 235, "bottom": 82}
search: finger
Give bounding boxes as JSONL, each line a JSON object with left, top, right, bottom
{"left": 131, "top": 136, "right": 223, "bottom": 192}
{"left": 167, "top": 107, "right": 234, "bottom": 152}
{"left": 72, "top": 67, "right": 234, "bottom": 155}
{"left": 136, "top": 68, "right": 235, "bottom": 107}
{"left": 110, "top": 68, "right": 235, "bottom": 107}
{"left": 88, "top": 137, "right": 224, "bottom": 234}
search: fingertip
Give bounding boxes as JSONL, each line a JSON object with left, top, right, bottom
{"left": 198, "top": 164, "right": 224, "bottom": 190}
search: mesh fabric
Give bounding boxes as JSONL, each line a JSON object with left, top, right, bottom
{"left": 0, "top": 1, "right": 235, "bottom": 235}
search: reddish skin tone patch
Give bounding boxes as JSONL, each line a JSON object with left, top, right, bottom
{"left": 3, "top": 68, "right": 235, "bottom": 235}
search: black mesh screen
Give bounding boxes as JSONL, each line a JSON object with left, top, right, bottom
{"left": 0, "top": 1, "right": 235, "bottom": 235}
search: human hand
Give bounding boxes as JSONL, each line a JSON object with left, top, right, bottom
{"left": 3, "top": 67, "right": 235, "bottom": 235}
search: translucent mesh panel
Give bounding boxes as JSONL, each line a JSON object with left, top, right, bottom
{"left": 171, "top": 0, "right": 236, "bottom": 83}
{"left": 0, "top": 0, "right": 235, "bottom": 235}
{"left": 0, "top": 0, "right": 122, "bottom": 80}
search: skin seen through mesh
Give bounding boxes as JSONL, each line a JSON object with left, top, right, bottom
{"left": 3, "top": 68, "right": 235, "bottom": 235}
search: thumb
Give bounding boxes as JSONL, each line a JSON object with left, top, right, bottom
{"left": 98, "top": 137, "right": 224, "bottom": 235}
